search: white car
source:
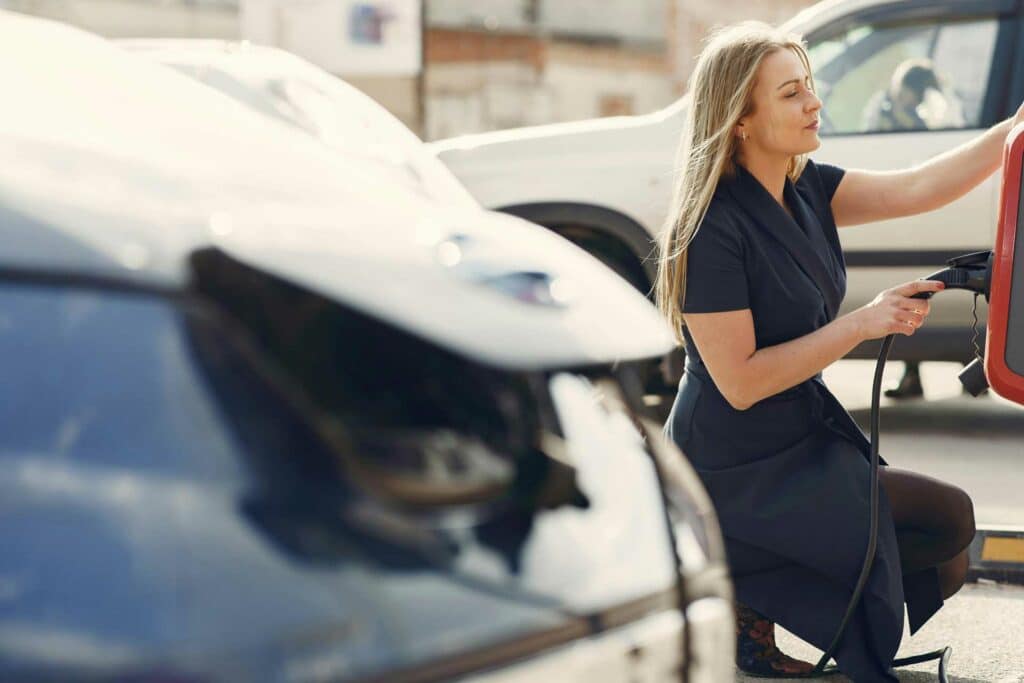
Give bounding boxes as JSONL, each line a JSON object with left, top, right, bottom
{"left": 120, "top": 38, "right": 478, "bottom": 212}
{"left": 0, "top": 15, "right": 734, "bottom": 682}
{"left": 431, "top": 0, "right": 1011, "bottom": 389}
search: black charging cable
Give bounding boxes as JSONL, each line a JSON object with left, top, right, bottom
{"left": 806, "top": 252, "right": 994, "bottom": 680}
{"left": 808, "top": 331, "right": 950, "bottom": 680}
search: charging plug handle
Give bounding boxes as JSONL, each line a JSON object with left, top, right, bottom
{"left": 907, "top": 250, "right": 993, "bottom": 396}
{"left": 910, "top": 250, "right": 993, "bottom": 301}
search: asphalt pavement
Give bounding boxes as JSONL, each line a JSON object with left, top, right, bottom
{"left": 734, "top": 581, "right": 1024, "bottom": 682}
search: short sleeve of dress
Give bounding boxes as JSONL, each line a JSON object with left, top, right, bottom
{"left": 683, "top": 210, "right": 749, "bottom": 313}
{"left": 813, "top": 160, "right": 847, "bottom": 201}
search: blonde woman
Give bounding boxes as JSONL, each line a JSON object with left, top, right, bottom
{"left": 657, "top": 22, "right": 1023, "bottom": 680}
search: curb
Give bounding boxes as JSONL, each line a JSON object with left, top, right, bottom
{"left": 967, "top": 525, "right": 1024, "bottom": 585}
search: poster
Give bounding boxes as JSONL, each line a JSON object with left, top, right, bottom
{"left": 242, "top": 0, "right": 422, "bottom": 76}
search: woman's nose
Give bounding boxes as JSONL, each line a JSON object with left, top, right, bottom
{"left": 807, "top": 91, "right": 822, "bottom": 113}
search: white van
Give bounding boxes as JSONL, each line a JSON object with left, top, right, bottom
{"left": 431, "top": 0, "right": 1015, "bottom": 391}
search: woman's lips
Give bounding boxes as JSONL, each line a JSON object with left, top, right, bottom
{"left": 805, "top": 120, "right": 820, "bottom": 130}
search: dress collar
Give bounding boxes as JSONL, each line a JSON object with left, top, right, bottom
{"left": 723, "top": 162, "right": 842, "bottom": 320}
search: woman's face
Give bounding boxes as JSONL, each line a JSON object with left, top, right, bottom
{"left": 737, "top": 48, "right": 822, "bottom": 159}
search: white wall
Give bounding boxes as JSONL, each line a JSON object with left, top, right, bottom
{"left": 241, "top": 0, "right": 421, "bottom": 77}
{"left": 426, "top": 61, "right": 551, "bottom": 138}
{"left": 428, "top": 0, "right": 667, "bottom": 45}
{"left": 544, "top": 60, "right": 673, "bottom": 121}
{"left": 0, "top": 0, "right": 239, "bottom": 37}
{"left": 540, "top": 0, "right": 666, "bottom": 44}
{"left": 425, "top": 51, "right": 674, "bottom": 139}
{"left": 427, "top": 0, "right": 532, "bottom": 31}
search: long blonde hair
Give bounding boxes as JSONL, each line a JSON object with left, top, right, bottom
{"left": 655, "top": 21, "right": 815, "bottom": 346}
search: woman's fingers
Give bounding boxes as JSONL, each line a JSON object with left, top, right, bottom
{"left": 891, "top": 297, "right": 928, "bottom": 335}
{"left": 893, "top": 279, "right": 945, "bottom": 298}
{"left": 889, "top": 281, "right": 939, "bottom": 336}
{"left": 897, "top": 310, "right": 925, "bottom": 327}
{"left": 894, "top": 314, "right": 920, "bottom": 335}
{"left": 861, "top": 279, "right": 942, "bottom": 340}
{"left": 896, "top": 298, "right": 930, "bottom": 315}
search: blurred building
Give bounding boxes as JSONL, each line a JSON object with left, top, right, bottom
{"left": 423, "top": 0, "right": 818, "bottom": 138}
{"left": 2, "top": 0, "right": 819, "bottom": 139}
{"left": 424, "top": 0, "right": 673, "bottom": 139}
{"left": 0, "top": 0, "right": 239, "bottom": 37}
{"left": 241, "top": 0, "right": 423, "bottom": 138}
{"left": 673, "top": 0, "right": 818, "bottom": 83}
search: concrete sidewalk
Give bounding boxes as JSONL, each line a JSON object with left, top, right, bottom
{"left": 736, "top": 582, "right": 1024, "bottom": 682}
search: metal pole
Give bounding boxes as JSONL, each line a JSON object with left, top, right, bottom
{"left": 417, "top": 0, "right": 427, "bottom": 138}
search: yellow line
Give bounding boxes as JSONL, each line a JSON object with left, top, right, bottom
{"left": 981, "top": 537, "right": 1024, "bottom": 563}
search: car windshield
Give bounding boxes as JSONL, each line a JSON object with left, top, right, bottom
{"left": 157, "top": 47, "right": 477, "bottom": 208}
{"left": 0, "top": 283, "right": 339, "bottom": 486}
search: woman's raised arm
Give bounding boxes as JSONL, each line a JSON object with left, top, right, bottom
{"left": 829, "top": 104, "right": 1024, "bottom": 228}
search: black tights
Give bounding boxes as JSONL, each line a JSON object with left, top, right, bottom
{"left": 880, "top": 466, "right": 976, "bottom": 599}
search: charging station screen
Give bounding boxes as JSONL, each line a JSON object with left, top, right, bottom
{"left": 1007, "top": 185, "right": 1024, "bottom": 374}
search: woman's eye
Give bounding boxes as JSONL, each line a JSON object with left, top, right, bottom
{"left": 786, "top": 91, "right": 799, "bottom": 98}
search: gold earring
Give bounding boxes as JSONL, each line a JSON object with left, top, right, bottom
{"left": 742, "top": 132, "right": 748, "bottom": 141}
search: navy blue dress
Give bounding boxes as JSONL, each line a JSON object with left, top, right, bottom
{"left": 664, "top": 159, "right": 943, "bottom": 681}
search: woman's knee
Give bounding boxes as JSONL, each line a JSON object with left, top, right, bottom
{"left": 882, "top": 467, "right": 976, "bottom": 557}
{"left": 949, "top": 488, "right": 977, "bottom": 554}
{"left": 927, "top": 486, "right": 975, "bottom": 563}
{"left": 939, "top": 549, "right": 970, "bottom": 599}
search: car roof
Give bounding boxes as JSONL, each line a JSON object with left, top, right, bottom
{"left": 118, "top": 38, "right": 317, "bottom": 71}
{"left": 0, "top": 12, "right": 674, "bottom": 369}
{"left": 781, "top": 0, "right": 1003, "bottom": 34}
{"left": 118, "top": 37, "right": 480, "bottom": 207}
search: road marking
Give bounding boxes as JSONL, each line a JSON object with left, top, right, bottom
{"left": 969, "top": 526, "right": 1024, "bottom": 584}
{"left": 981, "top": 536, "right": 1024, "bottom": 562}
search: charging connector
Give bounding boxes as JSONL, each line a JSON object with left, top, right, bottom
{"left": 911, "top": 250, "right": 992, "bottom": 301}
{"left": 910, "top": 251, "right": 993, "bottom": 396}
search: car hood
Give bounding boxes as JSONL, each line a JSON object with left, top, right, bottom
{"left": 206, "top": 200, "right": 675, "bottom": 371}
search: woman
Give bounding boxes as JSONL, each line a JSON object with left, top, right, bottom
{"left": 656, "top": 22, "right": 1022, "bottom": 681}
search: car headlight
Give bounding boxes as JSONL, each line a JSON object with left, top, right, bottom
{"left": 565, "top": 375, "right": 727, "bottom": 579}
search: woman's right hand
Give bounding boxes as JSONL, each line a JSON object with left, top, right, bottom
{"left": 852, "top": 279, "right": 946, "bottom": 340}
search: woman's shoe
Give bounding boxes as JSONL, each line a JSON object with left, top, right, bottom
{"left": 735, "top": 603, "right": 816, "bottom": 677}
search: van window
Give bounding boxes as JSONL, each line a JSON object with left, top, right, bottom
{"left": 808, "top": 18, "right": 998, "bottom": 134}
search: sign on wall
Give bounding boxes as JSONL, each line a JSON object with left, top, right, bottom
{"left": 242, "top": 0, "right": 422, "bottom": 76}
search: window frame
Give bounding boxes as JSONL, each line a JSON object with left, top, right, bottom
{"left": 803, "top": 0, "right": 1019, "bottom": 136}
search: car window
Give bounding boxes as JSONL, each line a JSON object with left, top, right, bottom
{"left": 0, "top": 284, "right": 335, "bottom": 485}
{"left": 808, "top": 17, "right": 998, "bottom": 134}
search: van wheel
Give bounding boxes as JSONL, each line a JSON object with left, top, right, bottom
{"left": 549, "top": 225, "right": 683, "bottom": 398}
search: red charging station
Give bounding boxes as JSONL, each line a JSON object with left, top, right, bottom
{"left": 987, "top": 123, "right": 1024, "bottom": 404}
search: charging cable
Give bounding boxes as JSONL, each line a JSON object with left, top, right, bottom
{"left": 807, "top": 251, "right": 992, "bottom": 681}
